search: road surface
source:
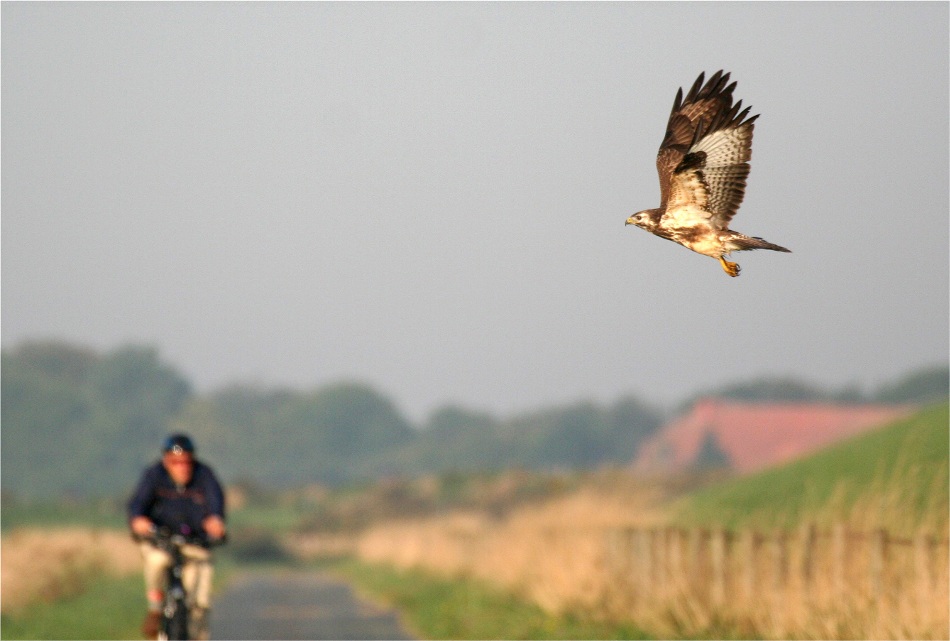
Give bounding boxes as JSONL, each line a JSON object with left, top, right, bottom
{"left": 210, "top": 570, "right": 415, "bottom": 640}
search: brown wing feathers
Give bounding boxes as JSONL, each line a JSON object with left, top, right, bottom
{"left": 633, "top": 71, "right": 789, "bottom": 269}
{"left": 677, "top": 71, "right": 733, "bottom": 124}
{"left": 687, "top": 100, "right": 757, "bottom": 151}
{"left": 656, "top": 71, "right": 739, "bottom": 207}
{"left": 656, "top": 71, "right": 759, "bottom": 226}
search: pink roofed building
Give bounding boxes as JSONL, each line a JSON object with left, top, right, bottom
{"left": 633, "top": 398, "right": 915, "bottom": 474}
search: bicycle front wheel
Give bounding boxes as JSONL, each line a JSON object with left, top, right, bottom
{"left": 163, "top": 600, "right": 190, "bottom": 641}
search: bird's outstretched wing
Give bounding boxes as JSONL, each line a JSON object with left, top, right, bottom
{"left": 655, "top": 71, "right": 736, "bottom": 208}
{"left": 661, "top": 72, "right": 759, "bottom": 230}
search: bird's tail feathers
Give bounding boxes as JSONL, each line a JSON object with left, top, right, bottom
{"left": 731, "top": 235, "right": 791, "bottom": 253}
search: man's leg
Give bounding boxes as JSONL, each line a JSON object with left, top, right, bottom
{"left": 182, "top": 544, "right": 214, "bottom": 640}
{"left": 138, "top": 542, "right": 172, "bottom": 638}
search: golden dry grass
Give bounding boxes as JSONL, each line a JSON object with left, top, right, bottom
{"left": 291, "top": 406, "right": 950, "bottom": 639}
{"left": 599, "top": 524, "right": 950, "bottom": 639}
{"left": 1, "top": 527, "right": 141, "bottom": 614}
{"left": 341, "top": 477, "right": 949, "bottom": 640}
{"left": 355, "top": 477, "right": 670, "bottom": 613}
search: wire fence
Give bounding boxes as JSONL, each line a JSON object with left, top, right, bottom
{"left": 600, "top": 524, "right": 949, "bottom": 638}
{"left": 356, "top": 518, "right": 950, "bottom": 639}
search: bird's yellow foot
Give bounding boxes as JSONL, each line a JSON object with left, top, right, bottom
{"left": 718, "top": 256, "right": 741, "bottom": 277}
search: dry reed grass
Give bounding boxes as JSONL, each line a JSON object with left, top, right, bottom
{"left": 841, "top": 462, "right": 950, "bottom": 537}
{"left": 355, "top": 478, "right": 671, "bottom": 613}
{"left": 348, "top": 478, "right": 949, "bottom": 640}
{"left": 600, "top": 524, "right": 949, "bottom": 640}
{"left": 285, "top": 531, "right": 359, "bottom": 559}
{"left": 1, "top": 527, "right": 141, "bottom": 614}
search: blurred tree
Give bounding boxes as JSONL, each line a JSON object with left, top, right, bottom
{"left": 424, "top": 405, "right": 498, "bottom": 437}
{"left": 535, "top": 403, "right": 610, "bottom": 467}
{"left": 692, "top": 431, "right": 732, "bottom": 470}
{"left": 5, "top": 337, "right": 942, "bottom": 499}
{"left": 1, "top": 357, "right": 90, "bottom": 496}
{"left": 606, "top": 395, "right": 663, "bottom": 457}
{"left": 374, "top": 405, "right": 504, "bottom": 477}
{"left": 305, "top": 382, "right": 414, "bottom": 457}
{"left": 873, "top": 364, "right": 948, "bottom": 404}
{"left": 1, "top": 342, "right": 191, "bottom": 498}
{"left": 87, "top": 345, "right": 191, "bottom": 428}
{"left": 5, "top": 340, "right": 98, "bottom": 384}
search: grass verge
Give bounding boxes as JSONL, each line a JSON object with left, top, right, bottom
{"left": 330, "top": 558, "right": 653, "bottom": 640}
{"left": 1, "top": 573, "right": 143, "bottom": 640}
{"left": 1, "top": 527, "right": 241, "bottom": 641}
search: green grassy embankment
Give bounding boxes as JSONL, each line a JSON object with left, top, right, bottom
{"left": 670, "top": 402, "right": 949, "bottom": 535}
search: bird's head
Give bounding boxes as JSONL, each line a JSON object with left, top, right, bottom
{"left": 625, "top": 210, "right": 657, "bottom": 232}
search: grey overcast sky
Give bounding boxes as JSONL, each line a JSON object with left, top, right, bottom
{"left": 2, "top": 2, "right": 948, "bottom": 420}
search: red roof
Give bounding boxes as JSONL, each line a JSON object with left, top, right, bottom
{"left": 633, "top": 399, "right": 914, "bottom": 474}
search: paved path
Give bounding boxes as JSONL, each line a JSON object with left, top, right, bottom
{"left": 210, "top": 570, "right": 415, "bottom": 640}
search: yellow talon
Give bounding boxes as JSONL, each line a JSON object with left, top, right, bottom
{"left": 719, "top": 256, "right": 741, "bottom": 277}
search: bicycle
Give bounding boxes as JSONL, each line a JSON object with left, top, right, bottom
{"left": 135, "top": 526, "right": 225, "bottom": 641}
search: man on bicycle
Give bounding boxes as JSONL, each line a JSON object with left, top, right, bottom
{"left": 129, "top": 433, "right": 226, "bottom": 640}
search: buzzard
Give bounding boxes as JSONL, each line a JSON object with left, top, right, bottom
{"left": 626, "top": 71, "right": 790, "bottom": 277}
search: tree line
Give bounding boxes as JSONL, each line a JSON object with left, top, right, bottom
{"left": 2, "top": 340, "right": 946, "bottom": 499}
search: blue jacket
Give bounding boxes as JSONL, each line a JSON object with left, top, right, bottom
{"left": 128, "top": 460, "right": 226, "bottom": 541}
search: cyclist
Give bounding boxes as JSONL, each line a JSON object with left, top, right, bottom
{"left": 129, "top": 433, "right": 226, "bottom": 640}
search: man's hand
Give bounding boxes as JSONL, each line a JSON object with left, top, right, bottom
{"left": 130, "top": 516, "right": 155, "bottom": 537}
{"left": 202, "top": 515, "right": 226, "bottom": 540}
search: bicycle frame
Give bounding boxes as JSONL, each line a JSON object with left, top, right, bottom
{"left": 136, "top": 527, "right": 222, "bottom": 641}
{"left": 158, "top": 533, "right": 191, "bottom": 641}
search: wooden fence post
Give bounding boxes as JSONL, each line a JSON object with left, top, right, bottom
{"left": 650, "top": 528, "right": 660, "bottom": 602}
{"left": 770, "top": 528, "right": 787, "bottom": 633}
{"left": 800, "top": 522, "right": 817, "bottom": 590}
{"left": 604, "top": 528, "right": 622, "bottom": 579}
{"left": 914, "top": 532, "right": 934, "bottom": 629}
{"left": 688, "top": 528, "right": 703, "bottom": 586}
{"left": 869, "top": 528, "right": 886, "bottom": 601}
{"left": 711, "top": 528, "right": 726, "bottom": 606}
{"left": 740, "top": 529, "right": 757, "bottom": 604}
{"left": 625, "top": 527, "right": 636, "bottom": 580}
{"left": 832, "top": 523, "right": 846, "bottom": 600}
{"left": 795, "top": 521, "right": 815, "bottom": 631}
{"left": 771, "top": 528, "right": 787, "bottom": 592}
{"left": 655, "top": 528, "right": 668, "bottom": 596}
{"left": 669, "top": 527, "right": 684, "bottom": 592}
{"left": 637, "top": 528, "right": 653, "bottom": 590}
{"left": 870, "top": 528, "right": 887, "bottom": 638}
{"left": 597, "top": 524, "right": 940, "bottom": 639}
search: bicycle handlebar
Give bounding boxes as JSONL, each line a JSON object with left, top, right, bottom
{"left": 132, "top": 525, "right": 227, "bottom": 548}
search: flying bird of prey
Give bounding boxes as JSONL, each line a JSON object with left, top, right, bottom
{"left": 626, "top": 71, "right": 790, "bottom": 277}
